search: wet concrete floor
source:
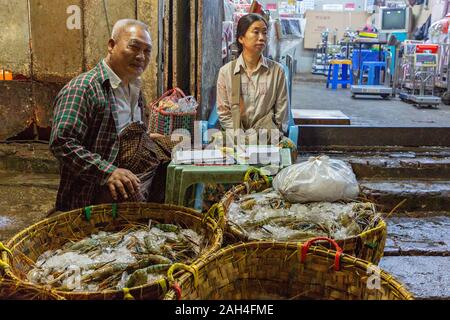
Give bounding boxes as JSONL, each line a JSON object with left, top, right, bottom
{"left": 380, "top": 256, "right": 450, "bottom": 299}
{"left": 381, "top": 217, "right": 450, "bottom": 300}
{"left": 0, "top": 170, "right": 58, "bottom": 241}
{"left": 292, "top": 78, "right": 450, "bottom": 127}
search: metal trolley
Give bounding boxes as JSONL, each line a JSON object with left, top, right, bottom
{"left": 398, "top": 42, "right": 441, "bottom": 108}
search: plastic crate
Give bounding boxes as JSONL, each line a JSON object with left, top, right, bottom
{"left": 352, "top": 49, "right": 381, "bottom": 71}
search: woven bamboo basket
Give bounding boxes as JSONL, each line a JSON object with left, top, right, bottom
{"left": 0, "top": 203, "right": 223, "bottom": 300}
{"left": 213, "top": 176, "right": 387, "bottom": 264}
{"left": 0, "top": 279, "right": 65, "bottom": 300}
{"left": 164, "top": 239, "right": 413, "bottom": 300}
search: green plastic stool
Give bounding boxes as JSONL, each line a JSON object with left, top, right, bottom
{"left": 164, "top": 163, "right": 251, "bottom": 207}
{"left": 177, "top": 165, "right": 251, "bottom": 206}
{"left": 164, "top": 149, "right": 293, "bottom": 209}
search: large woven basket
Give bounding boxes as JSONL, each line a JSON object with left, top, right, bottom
{"left": 0, "top": 203, "right": 223, "bottom": 300}
{"left": 164, "top": 239, "right": 413, "bottom": 300}
{"left": 215, "top": 177, "right": 387, "bottom": 264}
{"left": 0, "top": 279, "right": 65, "bottom": 300}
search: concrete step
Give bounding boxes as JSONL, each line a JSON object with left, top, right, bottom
{"left": 0, "top": 171, "right": 58, "bottom": 241}
{"left": 0, "top": 170, "right": 59, "bottom": 189}
{"left": 299, "top": 145, "right": 450, "bottom": 157}
{"left": 385, "top": 217, "right": 450, "bottom": 256}
{"left": 297, "top": 126, "right": 450, "bottom": 148}
{"left": 379, "top": 256, "right": 450, "bottom": 299}
{"left": 0, "top": 143, "right": 58, "bottom": 174}
{"left": 298, "top": 150, "right": 450, "bottom": 180}
{"left": 350, "top": 158, "right": 450, "bottom": 180}
{"left": 360, "top": 179, "right": 450, "bottom": 214}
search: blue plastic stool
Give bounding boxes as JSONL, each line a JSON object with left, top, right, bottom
{"left": 359, "top": 61, "right": 386, "bottom": 85}
{"left": 352, "top": 49, "right": 381, "bottom": 72}
{"left": 326, "top": 59, "right": 353, "bottom": 90}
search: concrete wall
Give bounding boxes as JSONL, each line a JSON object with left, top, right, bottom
{"left": 84, "top": 0, "right": 136, "bottom": 70}
{"left": 138, "top": 0, "right": 160, "bottom": 104}
{"left": 199, "top": 0, "right": 224, "bottom": 119}
{"left": 0, "top": 82, "right": 34, "bottom": 140}
{"left": 33, "top": 82, "right": 65, "bottom": 128}
{"left": 0, "top": 0, "right": 160, "bottom": 139}
{"left": 294, "top": 39, "right": 314, "bottom": 73}
{"left": 0, "top": 0, "right": 30, "bottom": 77}
{"left": 30, "top": 0, "right": 83, "bottom": 83}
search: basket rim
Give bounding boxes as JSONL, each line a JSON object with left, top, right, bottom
{"left": 167, "top": 240, "right": 414, "bottom": 300}
{"left": 0, "top": 278, "right": 66, "bottom": 300}
{"left": 220, "top": 179, "right": 387, "bottom": 243}
{"left": 2, "top": 202, "right": 223, "bottom": 298}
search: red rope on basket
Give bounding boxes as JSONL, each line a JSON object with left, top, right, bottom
{"left": 172, "top": 283, "right": 182, "bottom": 300}
{"left": 300, "top": 237, "right": 343, "bottom": 271}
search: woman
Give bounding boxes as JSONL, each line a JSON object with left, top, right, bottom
{"left": 216, "top": 13, "right": 289, "bottom": 141}
{"left": 200, "top": 14, "right": 294, "bottom": 211}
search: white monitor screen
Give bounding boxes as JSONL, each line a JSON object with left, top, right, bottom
{"left": 382, "top": 8, "right": 407, "bottom": 30}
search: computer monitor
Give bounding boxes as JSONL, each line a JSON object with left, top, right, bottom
{"left": 378, "top": 7, "right": 411, "bottom": 33}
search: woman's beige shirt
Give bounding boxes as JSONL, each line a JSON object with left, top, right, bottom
{"left": 216, "top": 54, "right": 289, "bottom": 133}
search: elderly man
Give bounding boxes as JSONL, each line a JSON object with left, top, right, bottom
{"left": 50, "top": 19, "right": 169, "bottom": 211}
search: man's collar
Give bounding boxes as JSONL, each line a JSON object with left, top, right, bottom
{"left": 101, "top": 59, "right": 142, "bottom": 89}
{"left": 102, "top": 59, "right": 123, "bottom": 89}
{"left": 233, "top": 54, "right": 269, "bottom": 75}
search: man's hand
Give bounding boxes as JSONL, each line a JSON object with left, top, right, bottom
{"left": 149, "top": 133, "right": 165, "bottom": 139}
{"left": 106, "top": 168, "right": 141, "bottom": 201}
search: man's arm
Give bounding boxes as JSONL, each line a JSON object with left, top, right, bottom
{"left": 49, "top": 84, "right": 117, "bottom": 184}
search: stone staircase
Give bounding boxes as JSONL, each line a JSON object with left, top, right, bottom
{"left": 298, "top": 148, "right": 450, "bottom": 299}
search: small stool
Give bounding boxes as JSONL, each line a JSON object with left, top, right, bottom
{"left": 326, "top": 59, "right": 353, "bottom": 90}
{"left": 359, "top": 61, "right": 386, "bottom": 85}
{"left": 165, "top": 149, "right": 293, "bottom": 210}
{"left": 165, "top": 163, "right": 251, "bottom": 208}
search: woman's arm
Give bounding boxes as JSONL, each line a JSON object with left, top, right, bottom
{"left": 274, "top": 66, "right": 289, "bottom": 134}
{"left": 216, "top": 68, "right": 234, "bottom": 130}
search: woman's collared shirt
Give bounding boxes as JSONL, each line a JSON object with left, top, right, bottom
{"left": 216, "top": 54, "right": 289, "bottom": 133}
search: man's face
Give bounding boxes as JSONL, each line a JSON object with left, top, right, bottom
{"left": 108, "top": 26, "right": 152, "bottom": 81}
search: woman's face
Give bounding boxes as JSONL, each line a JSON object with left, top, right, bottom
{"left": 239, "top": 20, "right": 268, "bottom": 55}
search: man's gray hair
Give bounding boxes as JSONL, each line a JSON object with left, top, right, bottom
{"left": 111, "top": 19, "right": 151, "bottom": 42}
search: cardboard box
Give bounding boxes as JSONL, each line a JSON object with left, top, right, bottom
{"left": 304, "top": 10, "right": 369, "bottom": 49}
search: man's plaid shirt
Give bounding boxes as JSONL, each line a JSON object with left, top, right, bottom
{"left": 50, "top": 61, "right": 144, "bottom": 211}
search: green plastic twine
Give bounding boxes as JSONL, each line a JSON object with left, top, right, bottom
{"left": 365, "top": 242, "right": 378, "bottom": 249}
{"left": 84, "top": 206, "right": 93, "bottom": 221}
{"left": 111, "top": 203, "right": 118, "bottom": 219}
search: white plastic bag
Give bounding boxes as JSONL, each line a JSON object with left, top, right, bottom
{"left": 273, "top": 155, "right": 359, "bottom": 203}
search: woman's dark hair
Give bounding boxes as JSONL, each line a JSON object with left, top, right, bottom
{"left": 235, "top": 13, "right": 268, "bottom": 55}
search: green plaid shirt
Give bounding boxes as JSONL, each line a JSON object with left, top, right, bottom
{"left": 50, "top": 61, "right": 145, "bottom": 211}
